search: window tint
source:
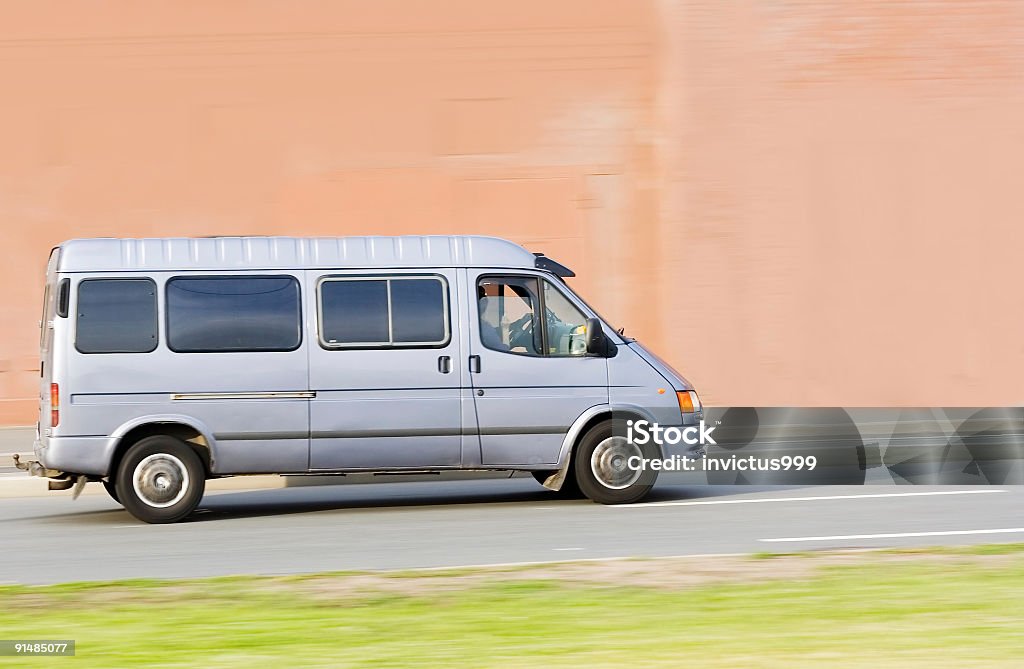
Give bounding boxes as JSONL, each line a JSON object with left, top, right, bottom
{"left": 76, "top": 279, "right": 158, "bottom": 353}
{"left": 320, "top": 280, "right": 389, "bottom": 344}
{"left": 167, "top": 276, "right": 301, "bottom": 352}
{"left": 56, "top": 279, "right": 70, "bottom": 318}
{"left": 391, "top": 279, "right": 446, "bottom": 343}
{"left": 320, "top": 276, "right": 449, "bottom": 347}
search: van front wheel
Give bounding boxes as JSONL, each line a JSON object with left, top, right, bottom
{"left": 574, "top": 420, "right": 657, "bottom": 504}
{"left": 115, "top": 436, "right": 206, "bottom": 524}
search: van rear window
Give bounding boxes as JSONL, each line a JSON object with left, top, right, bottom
{"left": 76, "top": 279, "right": 158, "bottom": 354}
{"left": 166, "top": 276, "right": 301, "bottom": 353}
{"left": 319, "top": 276, "right": 449, "bottom": 347}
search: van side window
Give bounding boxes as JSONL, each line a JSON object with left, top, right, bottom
{"left": 477, "top": 277, "right": 543, "bottom": 356}
{"left": 541, "top": 281, "right": 589, "bottom": 357}
{"left": 76, "top": 279, "right": 158, "bottom": 354}
{"left": 319, "top": 276, "right": 449, "bottom": 348}
{"left": 166, "top": 276, "right": 301, "bottom": 353}
{"left": 476, "top": 276, "right": 590, "bottom": 357}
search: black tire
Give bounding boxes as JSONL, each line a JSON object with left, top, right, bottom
{"left": 530, "top": 470, "right": 584, "bottom": 498}
{"left": 115, "top": 435, "right": 206, "bottom": 524}
{"left": 574, "top": 419, "right": 658, "bottom": 504}
{"left": 102, "top": 478, "right": 121, "bottom": 505}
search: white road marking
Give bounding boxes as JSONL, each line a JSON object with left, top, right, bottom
{"left": 617, "top": 489, "right": 1006, "bottom": 508}
{"left": 762, "top": 528, "right": 1024, "bottom": 543}
{"left": 552, "top": 547, "right": 584, "bottom": 552}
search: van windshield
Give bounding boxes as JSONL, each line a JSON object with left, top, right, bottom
{"left": 560, "top": 280, "right": 626, "bottom": 340}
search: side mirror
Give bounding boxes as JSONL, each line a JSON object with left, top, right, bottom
{"left": 585, "top": 317, "right": 607, "bottom": 356}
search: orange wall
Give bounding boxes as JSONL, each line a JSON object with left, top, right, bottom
{"left": 1, "top": 1, "right": 1022, "bottom": 424}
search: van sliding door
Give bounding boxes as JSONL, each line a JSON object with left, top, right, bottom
{"left": 306, "top": 269, "right": 464, "bottom": 470}
{"left": 162, "top": 274, "right": 310, "bottom": 474}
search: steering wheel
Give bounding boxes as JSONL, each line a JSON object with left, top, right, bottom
{"left": 507, "top": 311, "right": 572, "bottom": 352}
{"left": 507, "top": 313, "right": 536, "bottom": 350}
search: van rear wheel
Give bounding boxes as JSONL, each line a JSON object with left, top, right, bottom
{"left": 115, "top": 435, "right": 205, "bottom": 524}
{"left": 574, "top": 420, "right": 657, "bottom": 504}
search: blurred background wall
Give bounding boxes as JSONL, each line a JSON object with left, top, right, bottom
{"left": 1, "top": 1, "right": 1022, "bottom": 424}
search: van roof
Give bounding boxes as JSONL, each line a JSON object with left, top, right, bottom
{"left": 55, "top": 235, "right": 548, "bottom": 273}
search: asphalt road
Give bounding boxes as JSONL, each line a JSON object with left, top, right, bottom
{"left": 2, "top": 476, "right": 1022, "bottom": 585}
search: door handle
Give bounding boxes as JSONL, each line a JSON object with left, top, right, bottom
{"left": 437, "top": 355, "right": 452, "bottom": 374}
{"left": 469, "top": 355, "right": 481, "bottom": 373}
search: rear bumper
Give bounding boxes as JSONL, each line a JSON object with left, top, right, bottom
{"left": 35, "top": 435, "right": 114, "bottom": 476}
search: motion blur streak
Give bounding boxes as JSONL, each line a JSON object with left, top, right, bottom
{"left": 1, "top": 1, "right": 1022, "bottom": 423}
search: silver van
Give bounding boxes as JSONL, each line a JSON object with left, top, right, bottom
{"left": 26, "top": 235, "right": 703, "bottom": 522}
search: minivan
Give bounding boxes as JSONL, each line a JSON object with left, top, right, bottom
{"left": 24, "top": 235, "right": 703, "bottom": 522}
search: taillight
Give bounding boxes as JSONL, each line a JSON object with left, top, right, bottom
{"left": 50, "top": 382, "right": 59, "bottom": 427}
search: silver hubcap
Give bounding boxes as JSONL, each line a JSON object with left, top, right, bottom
{"left": 133, "top": 453, "right": 189, "bottom": 508}
{"left": 591, "top": 436, "right": 642, "bottom": 490}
